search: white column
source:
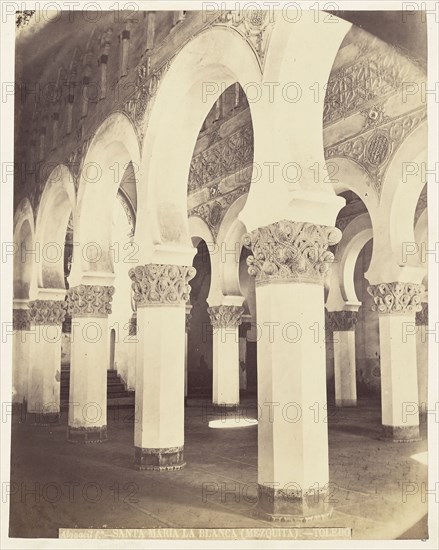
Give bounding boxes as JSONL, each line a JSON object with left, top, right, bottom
{"left": 27, "top": 297, "right": 67, "bottom": 423}
{"left": 12, "top": 303, "right": 31, "bottom": 407}
{"left": 243, "top": 220, "right": 341, "bottom": 520}
{"left": 368, "top": 282, "right": 424, "bottom": 441}
{"left": 416, "top": 303, "right": 428, "bottom": 411}
{"left": 129, "top": 264, "right": 195, "bottom": 470}
{"left": 208, "top": 304, "right": 244, "bottom": 408}
{"left": 67, "top": 284, "right": 115, "bottom": 443}
{"left": 326, "top": 310, "right": 358, "bottom": 407}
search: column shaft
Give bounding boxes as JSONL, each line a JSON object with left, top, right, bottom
{"left": 243, "top": 220, "right": 341, "bottom": 520}
{"left": 333, "top": 331, "right": 357, "bottom": 407}
{"left": 129, "top": 264, "right": 195, "bottom": 470}
{"left": 12, "top": 309, "right": 31, "bottom": 406}
{"left": 326, "top": 310, "right": 358, "bottom": 407}
{"left": 208, "top": 305, "right": 244, "bottom": 408}
{"left": 67, "top": 284, "right": 114, "bottom": 443}
{"left": 379, "top": 314, "right": 420, "bottom": 440}
{"left": 368, "top": 282, "right": 424, "bottom": 441}
{"left": 27, "top": 299, "right": 66, "bottom": 422}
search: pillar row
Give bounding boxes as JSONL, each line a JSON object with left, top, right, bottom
{"left": 367, "top": 282, "right": 424, "bottom": 442}
{"left": 208, "top": 304, "right": 244, "bottom": 408}
{"left": 326, "top": 310, "right": 358, "bottom": 407}
{"left": 243, "top": 220, "right": 341, "bottom": 521}
{"left": 67, "top": 284, "right": 115, "bottom": 443}
{"left": 27, "top": 299, "right": 67, "bottom": 422}
{"left": 129, "top": 263, "right": 196, "bottom": 471}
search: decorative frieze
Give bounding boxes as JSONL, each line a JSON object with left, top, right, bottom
{"left": 188, "top": 124, "right": 253, "bottom": 193}
{"left": 323, "top": 43, "right": 425, "bottom": 126}
{"left": 325, "top": 310, "right": 358, "bottom": 332}
{"left": 129, "top": 264, "right": 196, "bottom": 306}
{"left": 13, "top": 309, "right": 31, "bottom": 331}
{"left": 415, "top": 302, "right": 428, "bottom": 326}
{"left": 28, "top": 300, "right": 67, "bottom": 325}
{"left": 117, "top": 191, "right": 135, "bottom": 237}
{"left": 367, "top": 282, "right": 425, "bottom": 314}
{"left": 207, "top": 305, "right": 244, "bottom": 328}
{"left": 325, "top": 107, "right": 427, "bottom": 197}
{"left": 189, "top": 183, "right": 250, "bottom": 237}
{"left": 67, "top": 285, "right": 115, "bottom": 317}
{"left": 242, "top": 221, "right": 341, "bottom": 286}
{"left": 123, "top": 58, "right": 173, "bottom": 143}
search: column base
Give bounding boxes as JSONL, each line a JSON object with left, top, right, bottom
{"left": 256, "top": 484, "right": 332, "bottom": 522}
{"left": 381, "top": 425, "right": 421, "bottom": 442}
{"left": 28, "top": 412, "right": 60, "bottom": 426}
{"left": 335, "top": 399, "right": 357, "bottom": 407}
{"left": 134, "top": 446, "right": 185, "bottom": 471}
{"left": 67, "top": 425, "right": 108, "bottom": 444}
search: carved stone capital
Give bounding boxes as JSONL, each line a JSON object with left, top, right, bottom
{"left": 13, "top": 309, "right": 31, "bottom": 330}
{"left": 207, "top": 305, "right": 244, "bottom": 328}
{"left": 416, "top": 303, "right": 428, "bottom": 326}
{"left": 242, "top": 220, "right": 341, "bottom": 286}
{"left": 367, "top": 282, "right": 425, "bottom": 315}
{"left": 67, "top": 285, "right": 115, "bottom": 317}
{"left": 28, "top": 300, "right": 67, "bottom": 325}
{"left": 326, "top": 310, "right": 358, "bottom": 332}
{"left": 129, "top": 264, "right": 196, "bottom": 306}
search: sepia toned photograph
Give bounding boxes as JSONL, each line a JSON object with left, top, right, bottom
{"left": 1, "top": 1, "right": 438, "bottom": 547}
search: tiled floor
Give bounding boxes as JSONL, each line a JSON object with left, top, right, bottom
{"left": 8, "top": 398, "right": 428, "bottom": 539}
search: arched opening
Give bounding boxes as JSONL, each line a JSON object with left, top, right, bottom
{"left": 107, "top": 171, "right": 137, "bottom": 394}
{"left": 12, "top": 201, "right": 35, "bottom": 405}
{"left": 325, "top": 190, "right": 374, "bottom": 403}
{"left": 71, "top": 112, "right": 140, "bottom": 283}
{"left": 14, "top": 218, "right": 34, "bottom": 301}
{"left": 187, "top": 239, "right": 212, "bottom": 398}
{"left": 186, "top": 81, "right": 255, "bottom": 406}
{"left": 354, "top": 239, "right": 380, "bottom": 399}
{"left": 136, "top": 26, "right": 261, "bottom": 265}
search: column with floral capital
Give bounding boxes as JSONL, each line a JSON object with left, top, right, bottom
{"left": 367, "top": 282, "right": 424, "bottom": 441}
{"left": 129, "top": 263, "right": 196, "bottom": 470}
{"left": 207, "top": 304, "right": 244, "bottom": 408}
{"left": 27, "top": 298, "right": 67, "bottom": 422}
{"left": 243, "top": 219, "right": 341, "bottom": 520}
{"left": 67, "top": 284, "right": 115, "bottom": 443}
